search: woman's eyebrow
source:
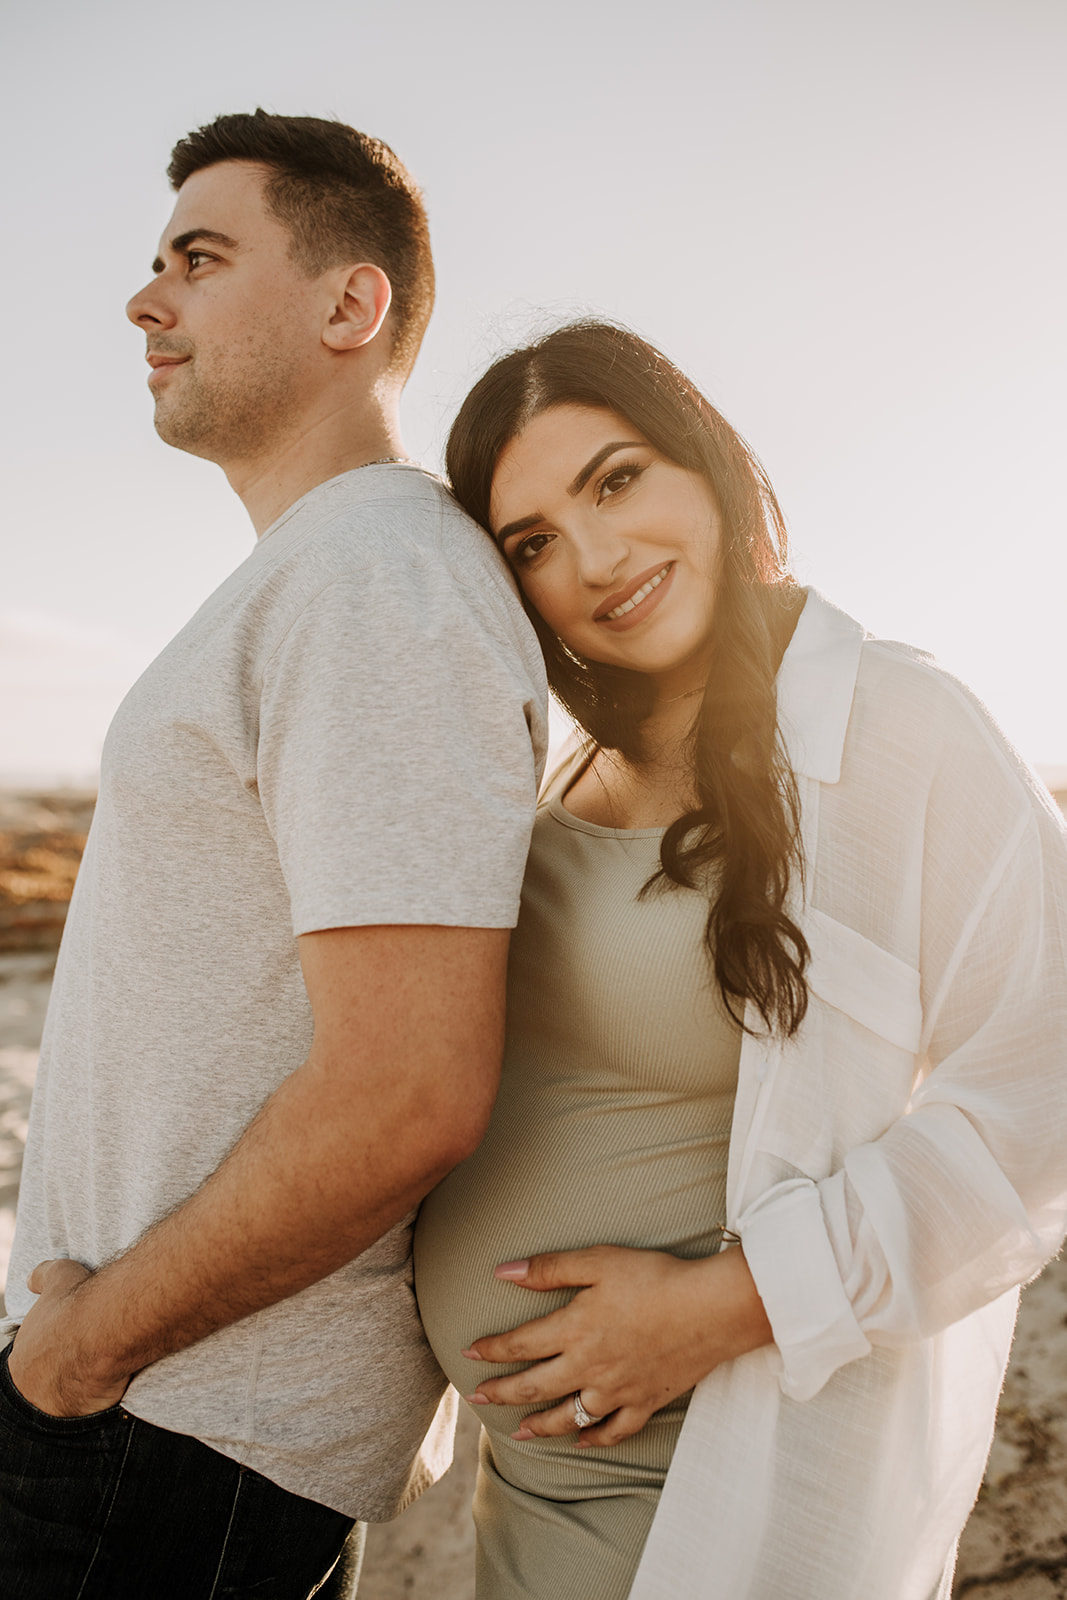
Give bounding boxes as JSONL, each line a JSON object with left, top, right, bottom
{"left": 567, "top": 441, "right": 644, "bottom": 496}
{"left": 495, "top": 439, "right": 646, "bottom": 544}
{"left": 494, "top": 513, "right": 542, "bottom": 547}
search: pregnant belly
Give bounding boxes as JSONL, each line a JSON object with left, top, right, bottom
{"left": 413, "top": 1085, "right": 728, "bottom": 1496}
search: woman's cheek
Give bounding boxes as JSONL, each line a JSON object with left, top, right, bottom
{"left": 525, "top": 575, "right": 565, "bottom": 632}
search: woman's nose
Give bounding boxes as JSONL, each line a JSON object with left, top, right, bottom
{"left": 573, "top": 526, "right": 629, "bottom": 588}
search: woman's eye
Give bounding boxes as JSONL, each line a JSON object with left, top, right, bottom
{"left": 598, "top": 463, "right": 642, "bottom": 501}
{"left": 514, "top": 532, "right": 552, "bottom": 563}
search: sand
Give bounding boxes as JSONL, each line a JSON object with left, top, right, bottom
{"left": 2, "top": 789, "right": 1066, "bottom": 1597}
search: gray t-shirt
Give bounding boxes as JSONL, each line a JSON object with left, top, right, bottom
{"left": 3, "top": 463, "right": 547, "bottom": 1519}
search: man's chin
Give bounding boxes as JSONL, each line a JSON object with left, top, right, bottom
{"left": 152, "top": 407, "right": 219, "bottom": 461}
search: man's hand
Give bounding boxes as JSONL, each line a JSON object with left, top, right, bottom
{"left": 8, "top": 1259, "right": 130, "bottom": 1417}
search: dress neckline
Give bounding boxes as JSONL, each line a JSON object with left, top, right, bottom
{"left": 544, "top": 746, "right": 668, "bottom": 840}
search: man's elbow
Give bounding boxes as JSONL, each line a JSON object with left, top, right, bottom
{"left": 443, "top": 1089, "right": 497, "bottom": 1167}
{"left": 414, "top": 1050, "right": 500, "bottom": 1176}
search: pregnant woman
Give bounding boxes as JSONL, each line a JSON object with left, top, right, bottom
{"left": 413, "top": 321, "right": 1067, "bottom": 1600}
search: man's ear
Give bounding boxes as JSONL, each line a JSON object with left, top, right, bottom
{"left": 322, "top": 263, "right": 393, "bottom": 352}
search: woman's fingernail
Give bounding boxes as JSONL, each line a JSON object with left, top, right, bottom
{"left": 511, "top": 1427, "right": 535, "bottom": 1440}
{"left": 460, "top": 1347, "right": 483, "bottom": 1361}
{"left": 495, "top": 1259, "right": 530, "bottom": 1280}
{"left": 464, "top": 1393, "right": 490, "bottom": 1405}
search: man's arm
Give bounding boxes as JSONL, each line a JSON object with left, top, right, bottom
{"left": 9, "top": 923, "right": 509, "bottom": 1416}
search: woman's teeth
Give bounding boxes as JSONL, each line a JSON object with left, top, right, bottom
{"left": 604, "top": 564, "right": 671, "bottom": 621}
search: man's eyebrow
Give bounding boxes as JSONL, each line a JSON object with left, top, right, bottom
{"left": 151, "top": 228, "right": 240, "bottom": 275}
{"left": 494, "top": 440, "right": 646, "bottom": 545}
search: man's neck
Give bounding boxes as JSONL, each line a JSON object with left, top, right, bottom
{"left": 226, "top": 393, "right": 408, "bottom": 536}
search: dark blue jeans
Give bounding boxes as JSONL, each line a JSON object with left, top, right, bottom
{"left": 0, "top": 1344, "right": 363, "bottom": 1599}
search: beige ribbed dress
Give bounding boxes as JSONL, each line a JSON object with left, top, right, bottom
{"left": 414, "top": 762, "right": 741, "bottom": 1599}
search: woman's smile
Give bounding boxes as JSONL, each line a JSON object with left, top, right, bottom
{"left": 595, "top": 561, "right": 675, "bottom": 627}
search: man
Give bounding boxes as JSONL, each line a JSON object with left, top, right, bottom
{"left": 0, "top": 111, "right": 546, "bottom": 1597}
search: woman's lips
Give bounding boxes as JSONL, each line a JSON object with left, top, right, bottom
{"left": 594, "top": 562, "right": 675, "bottom": 630}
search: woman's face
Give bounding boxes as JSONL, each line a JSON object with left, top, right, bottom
{"left": 489, "top": 404, "right": 723, "bottom": 696}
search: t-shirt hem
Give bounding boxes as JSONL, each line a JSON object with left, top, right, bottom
{"left": 291, "top": 906, "right": 520, "bottom": 936}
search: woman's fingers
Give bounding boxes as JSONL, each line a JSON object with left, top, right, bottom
{"left": 493, "top": 1246, "right": 611, "bottom": 1291}
{"left": 464, "top": 1353, "right": 572, "bottom": 1409}
{"left": 461, "top": 1307, "right": 569, "bottom": 1367}
{"left": 510, "top": 1397, "right": 654, "bottom": 1447}
{"left": 509, "top": 1393, "right": 610, "bottom": 1439}
{"left": 464, "top": 1244, "right": 628, "bottom": 1363}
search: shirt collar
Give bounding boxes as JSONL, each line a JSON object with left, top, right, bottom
{"left": 775, "top": 589, "right": 866, "bottom": 783}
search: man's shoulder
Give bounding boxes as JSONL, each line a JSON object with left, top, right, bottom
{"left": 253, "top": 467, "right": 543, "bottom": 682}
{"left": 276, "top": 466, "right": 499, "bottom": 575}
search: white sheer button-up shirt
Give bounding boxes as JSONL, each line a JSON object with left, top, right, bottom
{"left": 630, "top": 590, "right": 1067, "bottom": 1600}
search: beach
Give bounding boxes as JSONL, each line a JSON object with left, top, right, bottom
{"left": 2, "top": 789, "right": 1066, "bottom": 1597}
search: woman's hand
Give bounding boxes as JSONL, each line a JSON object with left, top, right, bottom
{"left": 461, "top": 1243, "right": 772, "bottom": 1447}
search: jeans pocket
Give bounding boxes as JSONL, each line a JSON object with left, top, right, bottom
{"left": 0, "top": 1341, "right": 125, "bottom": 1435}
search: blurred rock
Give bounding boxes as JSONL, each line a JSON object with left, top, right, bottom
{"left": 0, "top": 790, "right": 95, "bottom": 952}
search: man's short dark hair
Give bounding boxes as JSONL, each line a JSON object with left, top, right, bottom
{"left": 168, "top": 110, "right": 434, "bottom": 379}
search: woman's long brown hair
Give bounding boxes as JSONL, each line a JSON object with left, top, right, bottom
{"left": 446, "top": 321, "right": 809, "bottom": 1037}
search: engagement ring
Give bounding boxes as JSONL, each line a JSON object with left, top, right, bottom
{"left": 572, "top": 1393, "right": 604, "bottom": 1429}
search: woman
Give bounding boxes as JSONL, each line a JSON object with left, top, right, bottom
{"left": 413, "top": 321, "right": 1067, "bottom": 1600}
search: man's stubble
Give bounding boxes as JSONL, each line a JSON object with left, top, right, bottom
{"left": 151, "top": 321, "right": 311, "bottom": 467}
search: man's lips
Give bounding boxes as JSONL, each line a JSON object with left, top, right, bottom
{"left": 146, "top": 353, "right": 190, "bottom": 383}
{"left": 594, "top": 562, "right": 674, "bottom": 626}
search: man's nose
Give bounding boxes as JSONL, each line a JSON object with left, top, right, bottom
{"left": 125, "top": 280, "right": 175, "bottom": 329}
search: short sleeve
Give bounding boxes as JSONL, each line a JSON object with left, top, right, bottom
{"left": 256, "top": 555, "right": 542, "bottom": 934}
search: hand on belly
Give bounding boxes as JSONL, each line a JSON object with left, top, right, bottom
{"left": 460, "top": 1242, "right": 773, "bottom": 1448}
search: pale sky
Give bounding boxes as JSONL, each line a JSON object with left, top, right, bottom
{"left": 2, "top": 0, "right": 1065, "bottom": 785}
